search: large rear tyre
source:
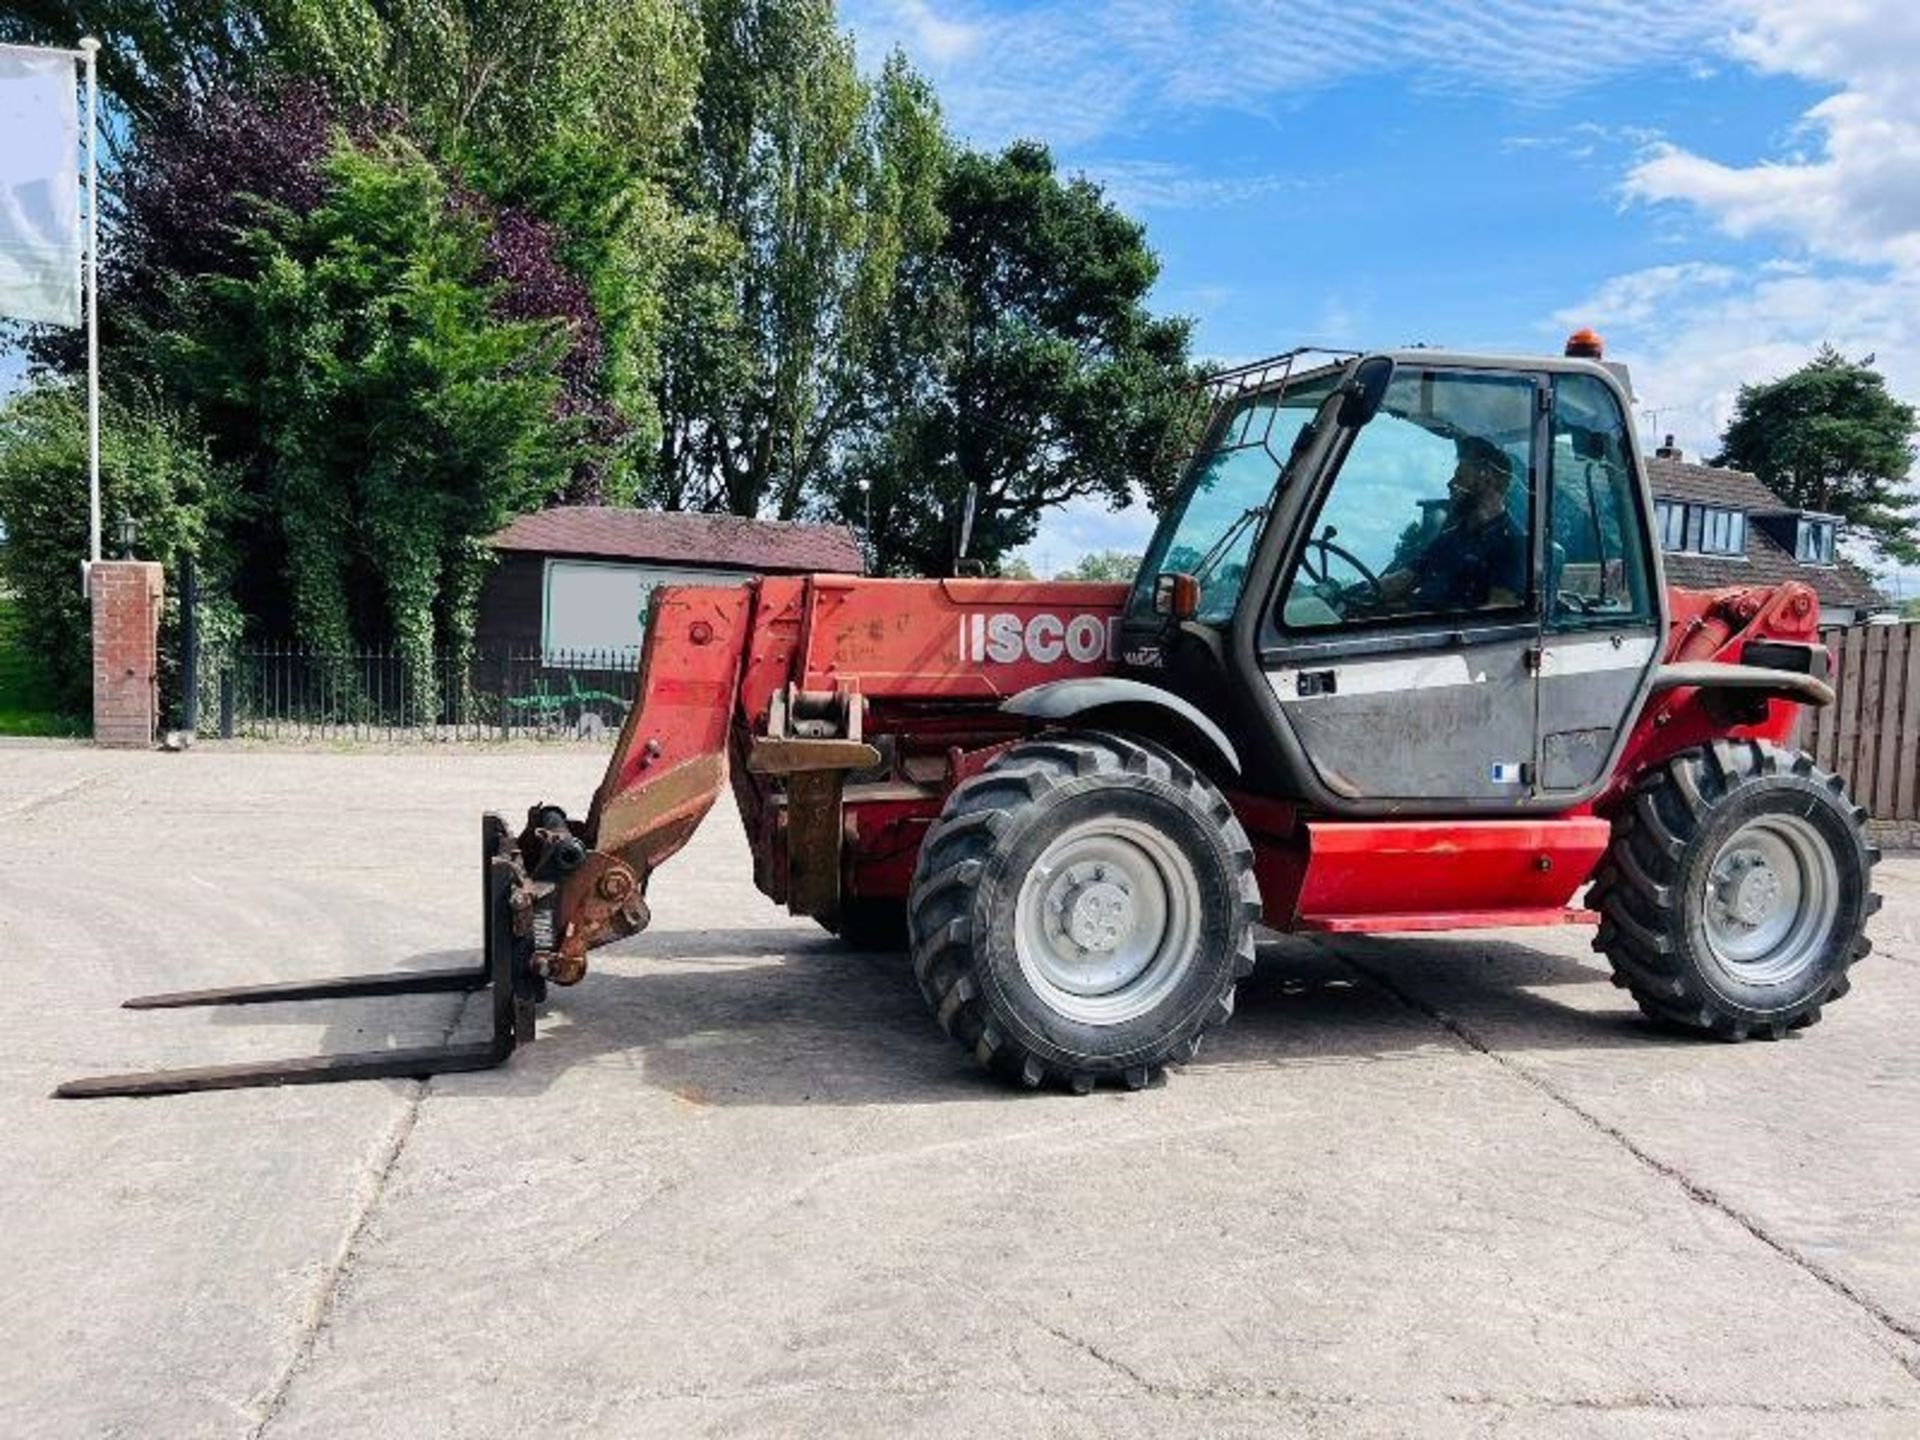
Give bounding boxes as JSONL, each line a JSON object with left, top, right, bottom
{"left": 908, "top": 731, "right": 1260, "bottom": 1092}
{"left": 1590, "top": 740, "right": 1879, "bottom": 1039}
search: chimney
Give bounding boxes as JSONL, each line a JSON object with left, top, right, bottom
{"left": 1654, "top": 432, "right": 1683, "bottom": 461}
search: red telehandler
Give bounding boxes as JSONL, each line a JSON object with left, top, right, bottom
{"left": 61, "top": 338, "right": 1880, "bottom": 1098}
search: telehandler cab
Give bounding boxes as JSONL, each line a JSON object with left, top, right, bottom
{"left": 61, "top": 335, "right": 1879, "bottom": 1098}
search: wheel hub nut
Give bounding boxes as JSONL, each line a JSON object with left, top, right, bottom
{"left": 1727, "top": 865, "right": 1781, "bottom": 925}
{"left": 1065, "top": 879, "right": 1133, "bottom": 953}
{"left": 1716, "top": 852, "right": 1781, "bottom": 927}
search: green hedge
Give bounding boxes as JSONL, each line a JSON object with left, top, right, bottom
{"left": 0, "top": 597, "right": 83, "bottom": 735}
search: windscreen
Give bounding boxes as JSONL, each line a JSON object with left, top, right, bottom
{"left": 1129, "top": 369, "right": 1342, "bottom": 626}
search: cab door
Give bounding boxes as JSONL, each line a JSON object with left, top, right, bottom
{"left": 1256, "top": 365, "right": 1546, "bottom": 808}
{"left": 1536, "top": 372, "right": 1662, "bottom": 792}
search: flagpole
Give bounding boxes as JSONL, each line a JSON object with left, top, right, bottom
{"left": 79, "top": 35, "right": 100, "bottom": 574}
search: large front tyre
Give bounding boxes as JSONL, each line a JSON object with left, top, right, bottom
{"left": 1591, "top": 740, "right": 1880, "bottom": 1039}
{"left": 908, "top": 732, "right": 1261, "bottom": 1093}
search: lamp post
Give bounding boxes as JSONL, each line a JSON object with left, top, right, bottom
{"left": 115, "top": 513, "right": 138, "bottom": 559}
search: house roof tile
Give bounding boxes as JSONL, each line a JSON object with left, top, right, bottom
{"left": 1643, "top": 455, "right": 1783, "bottom": 512}
{"left": 492, "top": 507, "right": 866, "bottom": 575}
{"left": 1644, "top": 455, "right": 1883, "bottom": 609}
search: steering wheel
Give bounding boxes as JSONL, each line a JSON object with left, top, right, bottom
{"left": 1557, "top": 589, "right": 1600, "bottom": 614}
{"left": 1299, "top": 535, "right": 1384, "bottom": 608}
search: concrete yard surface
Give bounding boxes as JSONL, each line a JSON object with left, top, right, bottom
{"left": 4, "top": 743, "right": 1919, "bottom": 1438}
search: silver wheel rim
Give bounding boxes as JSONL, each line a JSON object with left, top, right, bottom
{"left": 1701, "top": 813, "right": 1839, "bottom": 986}
{"left": 1012, "top": 816, "right": 1203, "bottom": 1026}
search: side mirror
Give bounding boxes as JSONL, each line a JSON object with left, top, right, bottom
{"left": 1153, "top": 572, "right": 1200, "bottom": 621}
{"left": 1336, "top": 356, "right": 1394, "bottom": 428}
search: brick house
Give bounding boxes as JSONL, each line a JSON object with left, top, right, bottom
{"left": 476, "top": 507, "right": 865, "bottom": 660}
{"left": 1644, "top": 440, "right": 1887, "bottom": 626}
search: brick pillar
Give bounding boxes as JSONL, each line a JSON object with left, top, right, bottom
{"left": 90, "top": 561, "right": 165, "bottom": 748}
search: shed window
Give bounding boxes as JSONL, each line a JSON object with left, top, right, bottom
{"left": 542, "top": 560, "right": 749, "bottom": 663}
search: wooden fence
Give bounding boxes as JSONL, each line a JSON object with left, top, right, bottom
{"left": 1799, "top": 622, "right": 1920, "bottom": 824}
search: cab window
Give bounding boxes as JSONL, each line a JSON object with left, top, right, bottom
{"left": 1130, "top": 373, "right": 1337, "bottom": 626}
{"left": 1547, "top": 374, "right": 1653, "bottom": 628}
{"left": 1277, "top": 370, "right": 1536, "bottom": 630}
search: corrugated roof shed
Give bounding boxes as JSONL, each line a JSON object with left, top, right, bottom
{"left": 493, "top": 507, "right": 865, "bottom": 575}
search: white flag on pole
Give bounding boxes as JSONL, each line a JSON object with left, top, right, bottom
{"left": 0, "top": 42, "right": 81, "bottom": 327}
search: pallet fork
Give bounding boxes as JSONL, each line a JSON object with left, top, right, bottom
{"left": 55, "top": 815, "right": 545, "bottom": 1099}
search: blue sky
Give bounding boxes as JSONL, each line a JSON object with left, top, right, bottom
{"left": 843, "top": 0, "right": 1920, "bottom": 599}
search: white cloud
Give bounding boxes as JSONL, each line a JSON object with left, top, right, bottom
{"left": 1625, "top": 1, "right": 1920, "bottom": 270}
{"left": 886, "top": 0, "right": 984, "bottom": 64}
{"left": 1015, "top": 491, "right": 1156, "bottom": 577}
{"left": 1556, "top": 267, "right": 1920, "bottom": 459}
{"left": 843, "top": 1, "right": 1732, "bottom": 150}
{"left": 1077, "top": 160, "right": 1307, "bottom": 212}
{"left": 1552, "top": 262, "right": 1741, "bottom": 332}
{"left": 1578, "top": 1, "right": 1920, "bottom": 594}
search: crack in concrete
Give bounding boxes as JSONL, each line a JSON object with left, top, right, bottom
{"left": 244, "top": 990, "right": 472, "bottom": 1438}
{"left": 1323, "top": 941, "right": 1920, "bottom": 1387}
{"left": 600, "top": 1374, "right": 1917, "bottom": 1413}
{"left": 243, "top": 1090, "right": 424, "bottom": 1439}
{"left": 0, "top": 772, "right": 104, "bottom": 824}
{"left": 1029, "top": 1317, "right": 1160, "bottom": 1394}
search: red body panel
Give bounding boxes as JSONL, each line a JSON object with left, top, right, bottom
{"left": 588, "top": 573, "right": 1832, "bottom": 948}
{"left": 1271, "top": 818, "right": 1611, "bottom": 927}
{"left": 739, "top": 575, "right": 1129, "bottom": 724}
{"left": 1602, "top": 580, "right": 1821, "bottom": 811}
{"left": 726, "top": 577, "right": 1133, "bottom": 915}
{"left": 1301, "top": 908, "right": 1598, "bottom": 934}
{"left": 587, "top": 585, "right": 757, "bottom": 877}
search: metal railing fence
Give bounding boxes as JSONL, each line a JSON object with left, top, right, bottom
{"left": 201, "top": 644, "right": 640, "bottom": 742}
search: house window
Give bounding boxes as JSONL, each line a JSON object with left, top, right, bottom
{"left": 1797, "top": 518, "right": 1836, "bottom": 565}
{"left": 1653, "top": 499, "right": 1687, "bottom": 551}
{"left": 1696, "top": 506, "right": 1745, "bottom": 556}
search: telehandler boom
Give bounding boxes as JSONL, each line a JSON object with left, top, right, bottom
{"left": 61, "top": 337, "right": 1879, "bottom": 1097}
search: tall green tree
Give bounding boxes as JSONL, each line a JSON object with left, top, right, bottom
{"left": 1715, "top": 347, "right": 1919, "bottom": 564}
{"left": 9, "top": 3, "right": 703, "bottom": 505}
{"left": 832, "top": 142, "right": 1193, "bottom": 575}
{"left": 171, "top": 135, "right": 575, "bottom": 706}
{"left": 0, "top": 379, "right": 238, "bottom": 714}
{"left": 1, "top": 2, "right": 702, "bottom": 162}
{"left": 0, "top": 2, "right": 289, "bottom": 138}
{"left": 661, "top": 7, "right": 946, "bottom": 519}
{"left": 1058, "top": 550, "right": 1144, "bottom": 583}
{"left": 286, "top": 0, "right": 700, "bottom": 167}
{"left": 286, "top": 0, "right": 706, "bottom": 505}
